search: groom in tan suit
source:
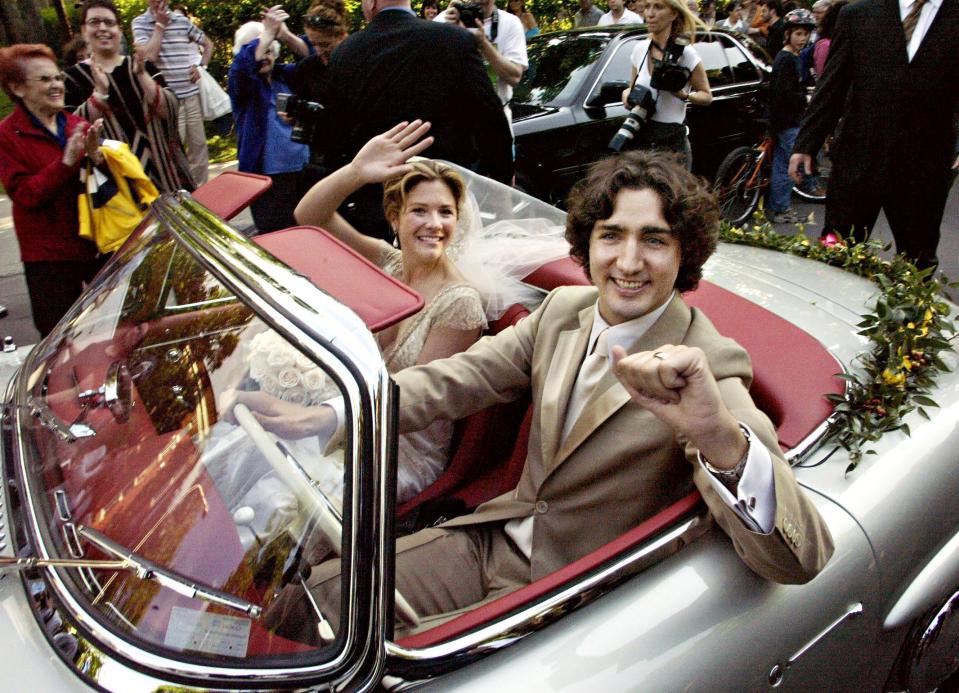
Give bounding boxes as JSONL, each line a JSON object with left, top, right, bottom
{"left": 265, "top": 150, "right": 834, "bottom": 642}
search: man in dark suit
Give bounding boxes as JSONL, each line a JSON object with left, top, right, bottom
{"left": 314, "top": 0, "right": 513, "bottom": 240}
{"left": 789, "top": 0, "right": 958, "bottom": 267}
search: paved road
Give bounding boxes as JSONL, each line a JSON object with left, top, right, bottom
{"left": 1, "top": 165, "right": 957, "bottom": 351}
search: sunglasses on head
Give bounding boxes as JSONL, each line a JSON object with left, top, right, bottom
{"left": 305, "top": 15, "right": 338, "bottom": 29}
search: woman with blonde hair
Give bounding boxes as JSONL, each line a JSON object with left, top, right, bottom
{"left": 621, "top": 0, "right": 713, "bottom": 165}
{"left": 294, "top": 121, "right": 486, "bottom": 502}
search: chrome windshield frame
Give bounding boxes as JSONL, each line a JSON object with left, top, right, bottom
{"left": 6, "top": 193, "right": 393, "bottom": 690}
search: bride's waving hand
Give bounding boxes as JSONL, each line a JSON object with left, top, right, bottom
{"left": 294, "top": 121, "right": 434, "bottom": 263}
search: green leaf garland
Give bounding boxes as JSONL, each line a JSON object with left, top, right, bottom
{"left": 720, "top": 214, "right": 957, "bottom": 473}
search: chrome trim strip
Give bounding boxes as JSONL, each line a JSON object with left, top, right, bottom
{"left": 787, "top": 602, "right": 863, "bottom": 665}
{"left": 785, "top": 417, "right": 835, "bottom": 465}
{"left": 8, "top": 195, "right": 391, "bottom": 688}
{"left": 385, "top": 512, "right": 705, "bottom": 678}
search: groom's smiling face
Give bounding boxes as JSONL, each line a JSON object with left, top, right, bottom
{"left": 588, "top": 188, "right": 680, "bottom": 326}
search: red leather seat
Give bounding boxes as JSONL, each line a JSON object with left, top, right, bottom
{"left": 193, "top": 171, "right": 272, "bottom": 221}
{"left": 397, "top": 304, "right": 532, "bottom": 520}
{"left": 254, "top": 226, "right": 424, "bottom": 332}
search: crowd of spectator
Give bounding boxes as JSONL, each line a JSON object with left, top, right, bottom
{"left": 0, "top": 0, "right": 955, "bottom": 337}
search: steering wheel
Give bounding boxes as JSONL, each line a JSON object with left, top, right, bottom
{"left": 233, "top": 402, "right": 420, "bottom": 627}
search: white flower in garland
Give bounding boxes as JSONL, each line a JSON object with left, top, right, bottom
{"left": 247, "top": 330, "right": 337, "bottom": 405}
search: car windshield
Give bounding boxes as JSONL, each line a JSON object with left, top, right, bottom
{"left": 11, "top": 214, "right": 359, "bottom": 666}
{"left": 512, "top": 34, "right": 611, "bottom": 107}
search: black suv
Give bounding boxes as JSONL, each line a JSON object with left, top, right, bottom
{"left": 511, "top": 26, "right": 771, "bottom": 204}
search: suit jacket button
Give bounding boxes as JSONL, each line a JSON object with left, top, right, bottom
{"left": 535, "top": 500, "right": 549, "bottom": 514}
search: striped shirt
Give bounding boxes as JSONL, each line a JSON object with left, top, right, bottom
{"left": 132, "top": 9, "right": 205, "bottom": 99}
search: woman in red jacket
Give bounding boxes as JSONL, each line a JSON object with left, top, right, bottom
{"left": 0, "top": 44, "right": 105, "bottom": 337}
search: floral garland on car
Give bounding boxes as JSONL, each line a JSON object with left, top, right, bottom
{"left": 720, "top": 216, "right": 956, "bottom": 473}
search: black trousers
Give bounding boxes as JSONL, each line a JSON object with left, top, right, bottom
{"left": 250, "top": 170, "right": 309, "bottom": 234}
{"left": 632, "top": 121, "right": 692, "bottom": 170}
{"left": 23, "top": 257, "right": 106, "bottom": 338}
{"left": 824, "top": 169, "right": 951, "bottom": 269}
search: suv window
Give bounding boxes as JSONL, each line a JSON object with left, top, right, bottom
{"left": 601, "top": 38, "right": 639, "bottom": 86}
{"left": 514, "top": 34, "right": 610, "bottom": 107}
{"left": 694, "top": 35, "right": 734, "bottom": 87}
{"left": 718, "top": 33, "right": 762, "bottom": 83}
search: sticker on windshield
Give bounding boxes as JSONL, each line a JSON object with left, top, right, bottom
{"left": 164, "top": 607, "right": 251, "bottom": 657}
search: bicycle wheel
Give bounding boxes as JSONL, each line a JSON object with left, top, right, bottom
{"left": 714, "top": 146, "right": 762, "bottom": 226}
{"left": 792, "top": 149, "right": 830, "bottom": 202}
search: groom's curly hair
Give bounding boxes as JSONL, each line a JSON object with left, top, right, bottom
{"left": 565, "top": 150, "right": 719, "bottom": 293}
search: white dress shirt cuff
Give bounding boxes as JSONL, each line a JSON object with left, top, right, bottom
{"left": 698, "top": 422, "right": 776, "bottom": 534}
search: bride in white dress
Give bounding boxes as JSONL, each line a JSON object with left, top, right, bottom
{"left": 213, "top": 121, "right": 570, "bottom": 530}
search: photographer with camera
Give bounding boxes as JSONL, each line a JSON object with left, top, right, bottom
{"left": 228, "top": 9, "right": 311, "bottom": 233}
{"left": 438, "top": 0, "right": 528, "bottom": 120}
{"left": 615, "top": 0, "right": 711, "bottom": 165}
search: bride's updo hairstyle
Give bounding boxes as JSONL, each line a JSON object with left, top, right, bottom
{"left": 565, "top": 150, "right": 719, "bottom": 293}
{"left": 382, "top": 160, "right": 467, "bottom": 227}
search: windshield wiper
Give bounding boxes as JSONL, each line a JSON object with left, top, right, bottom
{"left": 75, "top": 525, "right": 262, "bottom": 618}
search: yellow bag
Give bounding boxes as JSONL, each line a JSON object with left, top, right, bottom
{"left": 78, "top": 139, "right": 159, "bottom": 254}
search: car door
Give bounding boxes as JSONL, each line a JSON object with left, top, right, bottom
{"left": 571, "top": 35, "right": 639, "bottom": 181}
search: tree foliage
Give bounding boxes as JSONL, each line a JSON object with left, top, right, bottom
{"left": 106, "top": 0, "right": 574, "bottom": 78}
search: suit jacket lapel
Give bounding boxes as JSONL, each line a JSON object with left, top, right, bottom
{"left": 540, "top": 304, "right": 594, "bottom": 467}
{"left": 552, "top": 295, "right": 692, "bottom": 470}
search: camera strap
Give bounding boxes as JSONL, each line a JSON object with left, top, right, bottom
{"left": 639, "top": 40, "right": 661, "bottom": 107}
{"left": 488, "top": 8, "right": 499, "bottom": 43}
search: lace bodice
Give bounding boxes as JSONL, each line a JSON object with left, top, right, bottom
{"left": 378, "top": 245, "right": 486, "bottom": 503}
{"left": 378, "top": 246, "right": 487, "bottom": 372}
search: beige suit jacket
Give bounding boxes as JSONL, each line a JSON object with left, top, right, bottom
{"left": 394, "top": 287, "right": 835, "bottom": 584}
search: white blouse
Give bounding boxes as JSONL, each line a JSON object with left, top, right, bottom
{"left": 628, "top": 39, "right": 702, "bottom": 124}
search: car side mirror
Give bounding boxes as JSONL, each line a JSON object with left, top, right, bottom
{"left": 585, "top": 80, "right": 629, "bottom": 109}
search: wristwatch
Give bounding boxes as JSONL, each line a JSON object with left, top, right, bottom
{"left": 703, "top": 424, "right": 751, "bottom": 487}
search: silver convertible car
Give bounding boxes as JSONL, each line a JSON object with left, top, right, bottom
{"left": 1, "top": 170, "right": 958, "bottom": 692}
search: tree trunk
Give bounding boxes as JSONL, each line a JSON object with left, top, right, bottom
{"left": 18, "top": 0, "right": 45, "bottom": 43}
{"left": 51, "top": 0, "right": 73, "bottom": 40}
{"left": 0, "top": 0, "right": 29, "bottom": 44}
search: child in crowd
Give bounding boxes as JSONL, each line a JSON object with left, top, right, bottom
{"left": 767, "top": 8, "right": 815, "bottom": 224}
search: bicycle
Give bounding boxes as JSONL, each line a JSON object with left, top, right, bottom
{"left": 713, "top": 135, "right": 829, "bottom": 226}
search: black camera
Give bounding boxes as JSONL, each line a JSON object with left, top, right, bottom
{"left": 276, "top": 92, "right": 324, "bottom": 145}
{"left": 608, "top": 84, "right": 656, "bottom": 151}
{"left": 455, "top": 1, "right": 483, "bottom": 27}
{"left": 650, "top": 35, "right": 692, "bottom": 93}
